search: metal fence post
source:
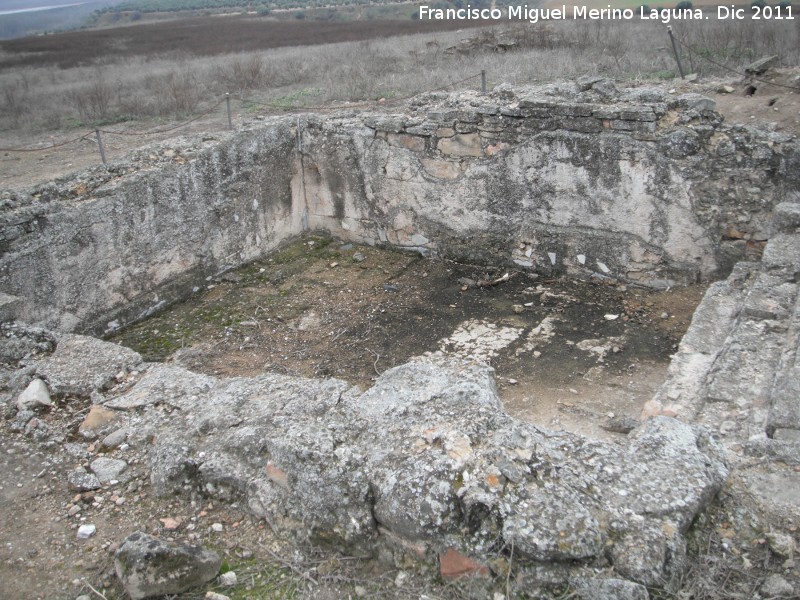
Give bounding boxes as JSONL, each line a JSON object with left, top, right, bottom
{"left": 667, "top": 26, "right": 685, "bottom": 80}
{"left": 226, "top": 93, "right": 233, "bottom": 130}
{"left": 95, "top": 129, "right": 106, "bottom": 165}
{"left": 481, "top": 70, "right": 487, "bottom": 93}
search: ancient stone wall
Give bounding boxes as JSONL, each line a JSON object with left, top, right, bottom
{"left": 1, "top": 81, "right": 797, "bottom": 333}
{"left": 299, "top": 83, "right": 799, "bottom": 287}
{"left": 0, "top": 123, "right": 298, "bottom": 333}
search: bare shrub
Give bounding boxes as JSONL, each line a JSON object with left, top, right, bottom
{"left": 216, "top": 54, "right": 265, "bottom": 94}
{"left": 1, "top": 76, "right": 31, "bottom": 126}
{"left": 156, "top": 66, "right": 203, "bottom": 117}
{"left": 69, "top": 70, "right": 115, "bottom": 122}
{"left": 1, "top": 17, "right": 798, "bottom": 136}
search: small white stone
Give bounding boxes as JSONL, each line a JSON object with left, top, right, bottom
{"left": 547, "top": 252, "right": 557, "bottom": 265}
{"left": 394, "top": 570, "right": 409, "bottom": 587}
{"left": 16, "top": 379, "right": 52, "bottom": 411}
{"left": 76, "top": 524, "right": 96, "bottom": 539}
{"left": 596, "top": 261, "right": 611, "bottom": 274}
{"left": 577, "top": 254, "right": 586, "bottom": 265}
{"left": 219, "top": 571, "right": 237, "bottom": 587}
{"left": 211, "top": 522, "right": 224, "bottom": 533}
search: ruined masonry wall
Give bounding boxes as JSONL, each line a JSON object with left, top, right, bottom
{"left": 0, "top": 123, "right": 299, "bottom": 333}
{"left": 299, "top": 87, "right": 798, "bottom": 288}
{"left": 0, "top": 82, "right": 798, "bottom": 333}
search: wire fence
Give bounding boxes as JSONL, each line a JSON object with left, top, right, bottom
{"left": 0, "top": 72, "right": 485, "bottom": 166}
{"left": 2, "top": 26, "right": 799, "bottom": 170}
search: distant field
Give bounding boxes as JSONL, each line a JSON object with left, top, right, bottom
{"left": 0, "top": 15, "right": 490, "bottom": 69}
{"left": 0, "top": 7, "right": 796, "bottom": 139}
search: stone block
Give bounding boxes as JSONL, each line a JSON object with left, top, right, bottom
{"left": 561, "top": 117, "right": 603, "bottom": 133}
{"left": 364, "top": 116, "right": 405, "bottom": 133}
{"left": 762, "top": 234, "right": 800, "bottom": 272}
{"left": 115, "top": 532, "right": 221, "bottom": 600}
{"left": 553, "top": 104, "right": 596, "bottom": 117}
{"left": 33, "top": 334, "right": 142, "bottom": 397}
{"left": 706, "top": 322, "right": 783, "bottom": 403}
{"left": 386, "top": 133, "right": 425, "bottom": 153}
{"left": 610, "top": 120, "right": 657, "bottom": 134}
{"left": 619, "top": 107, "right": 657, "bottom": 122}
{"left": 421, "top": 159, "right": 462, "bottom": 180}
{"left": 437, "top": 133, "right": 482, "bottom": 157}
{"left": 772, "top": 202, "right": 800, "bottom": 234}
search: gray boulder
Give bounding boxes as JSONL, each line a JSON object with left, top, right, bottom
{"left": 90, "top": 457, "right": 128, "bottom": 485}
{"left": 114, "top": 532, "right": 221, "bottom": 600}
{"left": 32, "top": 334, "right": 141, "bottom": 397}
{"left": 67, "top": 468, "right": 101, "bottom": 492}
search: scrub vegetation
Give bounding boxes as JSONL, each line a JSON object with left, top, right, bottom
{"left": 0, "top": 12, "right": 797, "bottom": 135}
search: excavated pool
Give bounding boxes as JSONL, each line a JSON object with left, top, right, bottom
{"left": 109, "top": 234, "right": 707, "bottom": 441}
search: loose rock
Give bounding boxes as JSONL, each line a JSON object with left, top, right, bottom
{"left": 760, "top": 573, "right": 794, "bottom": 597}
{"left": 78, "top": 406, "right": 119, "bottom": 439}
{"left": 90, "top": 457, "right": 128, "bottom": 485}
{"left": 114, "top": 532, "right": 221, "bottom": 600}
{"left": 766, "top": 532, "right": 796, "bottom": 558}
{"left": 15, "top": 378, "right": 52, "bottom": 411}
{"left": 77, "top": 524, "right": 96, "bottom": 539}
{"left": 68, "top": 468, "right": 101, "bottom": 492}
{"left": 571, "top": 577, "right": 650, "bottom": 600}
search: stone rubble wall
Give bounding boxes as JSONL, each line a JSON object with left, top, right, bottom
{"left": 0, "top": 123, "right": 299, "bottom": 334}
{"left": 0, "top": 81, "right": 798, "bottom": 333}
{"left": 298, "top": 85, "right": 798, "bottom": 288}
{"left": 1, "top": 327, "right": 729, "bottom": 597}
{"left": 651, "top": 202, "right": 800, "bottom": 521}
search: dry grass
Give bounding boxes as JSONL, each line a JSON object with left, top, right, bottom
{"left": 0, "top": 15, "right": 797, "bottom": 136}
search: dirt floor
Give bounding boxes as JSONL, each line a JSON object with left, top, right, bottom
{"left": 109, "top": 235, "right": 705, "bottom": 443}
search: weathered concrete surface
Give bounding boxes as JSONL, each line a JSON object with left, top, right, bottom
{"left": 1, "top": 83, "right": 797, "bottom": 334}
{"left": 300, "top": 85, "right": 799, "bottom": 289}
{"left": 652, "top": 202, "right": 800, "bottom": 521}
{"left": 0, "top": 125, "right": 298, "bottom": 333}
{"left": 3, "top": 327, "right": 727, "bottom": 594}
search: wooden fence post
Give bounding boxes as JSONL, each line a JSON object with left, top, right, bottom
{"left": 667, "top": 27, "right": 685, "bottom": 80}
{"left": 95, "top": 129, "right": 106, "bottom": 165}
